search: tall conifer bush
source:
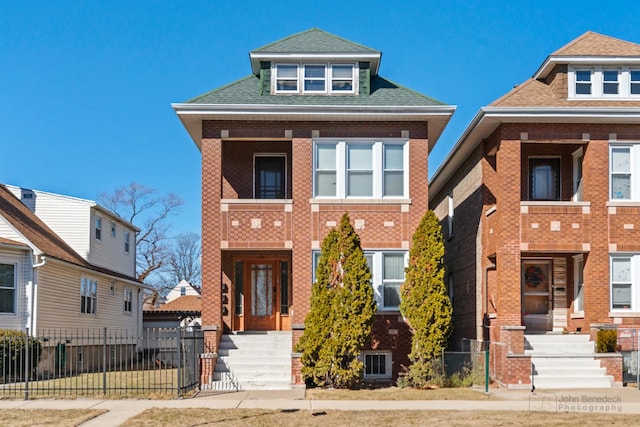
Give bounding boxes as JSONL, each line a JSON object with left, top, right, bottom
{"left": 296, "top": 213, "right": 376, "bottom": 388}
{"left": 400, "top": 210, "right": 453, "bottom": 388}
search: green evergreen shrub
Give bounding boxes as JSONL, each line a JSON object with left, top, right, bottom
{"left": 296, "top": 213, "right": 376, "bottom": 388}
{"left": 596, "top": 329, "right": 617, "bottom": 353}
{"left": 0, "top": 329, "right": 41, "bottom": 381}
{"left": 400, "top": 210, "right": 453, "bottom": 388}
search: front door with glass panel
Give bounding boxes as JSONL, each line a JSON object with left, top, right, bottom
{"left": 245, "top": 262, "right": 277, "bottom": 330}
{"left": 522, "top": 260, "right": 552, "bottom": 331}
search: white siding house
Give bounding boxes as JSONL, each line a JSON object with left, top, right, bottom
{"left": 5, "top": 185, "right": 138, "bottom": 277}
{"left": 0, "top": 184, "right": 146, "bottom": 335}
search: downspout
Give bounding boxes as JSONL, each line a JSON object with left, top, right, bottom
{"left": 29, "top": 255, "right": 46, "bottom": 335}
{"left": 483, "top": 263, "right": 496, "bottom": 341}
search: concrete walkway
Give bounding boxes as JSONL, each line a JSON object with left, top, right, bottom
{"left": 0, "top": 387, "right": 638, "bottom": 426}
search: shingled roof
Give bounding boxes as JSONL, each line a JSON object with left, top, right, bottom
{"left": 552, "top": 31, "right": 640, "bottom": 56}
{"left": 251, "top": 28, "right": 379, "bottom": 55}
{"left": 155, "top": 295, "right": 202, "bottom": 313}
{"left": 0, "top": 184, "right": 140, "bottom": 283}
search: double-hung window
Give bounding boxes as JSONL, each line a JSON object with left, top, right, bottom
{"left": 124, "top": 231, "right": 131, "bottom": 253}
{"left": 631, "top": 70, "right": 640, "bottom": 95}
{"left": 575, "top": 70, "right": 592, "bottom": 95}
{"left": 95, "top": 217, "right": 102, "bottom": 240}
{"left": 603, "top": 70, "right": 620, "bottom": 95}
{"left": 610, "top": 256, "right": 634, "bottom": 311}
{"left": 312, "top": 250, "right": 407, "bottom": 310}
{"left": 609, "top": 143, "right": 640, "bottom": 201}
{"left": 331, "top": 65, "right": 354, "bottom": 92}
{"left": 81, "top": 277, "right": 97, "bottom": 314}
{"left": 275, "top": 64, "right": 298, "bottom": 92}
{"left": 124, "top": 288, "right": 133, "bottom": 313}
{"left": 314, "top": 140, "right": 408, "bottom": 199}
{"left": 0, "top": 263, "right": 16, "bottom": 313}
{"left": 304, "top": 65, "right": 326, "bottom": 92}
{"left": 570, "top": 67, "right": 640, "bottom": 98}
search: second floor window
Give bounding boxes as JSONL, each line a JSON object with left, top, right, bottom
{"left": 95, "top": 217, "right": 102, "bottom": 240}
{"left": 124, "top": 231, "right": 130, "bottom": 253}
{"left": 314, "top": 140, "right": 407, "bottom": 199}
{"left": 254, "top": 155, "right": 286, "bottom": 199}
{"left": 124, "top": 288, "right": 132, "bottom": 313}
{"left": 529, "top": 158, "right": 560, "bottom": 201}
{"left": 609, "top": 144, "right": 640, "bottom": 201}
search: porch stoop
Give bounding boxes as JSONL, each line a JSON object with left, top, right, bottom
{"left": 205, "top": 331, "right": 293, "bottom": 391}
{"left": 525, "top": 333, "right": 615, "bottom": 389}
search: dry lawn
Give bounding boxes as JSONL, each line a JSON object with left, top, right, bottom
{"left": 306, "top": 386, "right": 492, "bottom": 400}
{"left": 0, "top": 409, "right": 106, "bottom": 427}
{"left": 121, "top": 408, "right": 637, "bottom": 426}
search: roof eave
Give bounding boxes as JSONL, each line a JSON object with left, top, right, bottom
{"left": 430, "top": 106, "right": 640, "bottom": 198}
{"left": 173, "top": 103, "right": 456, "bottom": 151}
{"left": 249, "top": 52, "right": 382, "bottom": 75}
{"left": 534, "top": 55, "right": 640, "bottom": 79}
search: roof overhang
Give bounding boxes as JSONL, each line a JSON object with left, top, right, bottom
{"left": 429, "top": 106, "right": 640, "bottom": 198}
{"left": 534, "top": 55, "right": 640, "bottom": 79}
{"left": 249, "top": 52, "right": 381, "bottom": 76}
{"left": 172, "top": 103, "right": 456, "bottom": 152}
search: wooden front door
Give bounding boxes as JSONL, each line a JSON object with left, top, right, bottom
{"left": 245, "top": 261, "right": 277, "bottom": 330}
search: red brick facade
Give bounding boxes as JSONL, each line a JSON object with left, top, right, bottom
{"left": 198, "top": 120, "right": 430, "bottom": 385}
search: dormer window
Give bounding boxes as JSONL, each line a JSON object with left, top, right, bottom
{"left": 273, "top": 63, "right": 357, "bottom": 95}
{"left": 570, "top": 66, "right": 640, "bottom": 98}
{"left": 575, "top": 70, "right": 592, "bottom": 95}
{"left": 275, "top": 64, "right": 298, "bottom": 92}
{"left": 603, "top": 70, "right": 619, "bottom": 95}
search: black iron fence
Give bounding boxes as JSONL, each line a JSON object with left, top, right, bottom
{"left": 0, "top": 327, "right": 203, "bottom": 399}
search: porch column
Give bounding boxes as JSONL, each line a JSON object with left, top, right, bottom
{"left": 201, "top": 134, "right": 223, "bottom": 358}
{"left": 495, "top": 137, "right": 522, "bottom": 335}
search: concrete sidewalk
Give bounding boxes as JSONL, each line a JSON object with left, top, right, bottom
{"left": 0, "top": 387, "right": 638, "bottom": 426}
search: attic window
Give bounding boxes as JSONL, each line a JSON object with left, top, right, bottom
{"left": 569, "top": 66, "right": 640, "bottom": 99}
{"left": 22, "top": 193, "right": 33, "bottom": 199}
{"left": 273, "top": 63, "right": 357, "bottom": 95}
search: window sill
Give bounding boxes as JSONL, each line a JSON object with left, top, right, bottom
{"left": 609, "top": 311, "right": 640, "bottom": 318}
{"left": 607, "top": 201, "right": 640, "bottom": 207}
{"left": 520, "top": 201, "right": 591, "bottom": 207}
{"left": 310, "top": 198, "right": 411, "bottom": 205}
{"left": 222, "top": 199, "right": 293, "bottom": 205}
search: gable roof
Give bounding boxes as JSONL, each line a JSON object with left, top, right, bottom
{"left": 0, "top": 184, "right": 141, "bottom": 284}
{"left": 552, "top": 31, "right": 640, "bottom": 56}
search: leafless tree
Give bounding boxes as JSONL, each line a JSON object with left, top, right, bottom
{"left": 165, "top": 232, "right": 201, "bottom": 287}
{"left": 98, "top": 183, "right": 183, "bottom": 283}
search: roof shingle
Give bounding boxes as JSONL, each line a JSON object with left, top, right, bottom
{"left": 251, "top": 28, "right": 379, "bottom": 55}
{"left": 552, "top": 31, "right": 640, "bottom": 56}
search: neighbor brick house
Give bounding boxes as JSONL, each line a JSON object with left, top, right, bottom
{"left": 173, "top": 28, "right": 454, "bottom": 389}
{"left": 430, "top": 32, "right": 640, "bottom": 387}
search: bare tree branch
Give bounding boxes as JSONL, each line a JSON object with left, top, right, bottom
{"left": 98, "top": 183, "right": 184, "bottom": 285}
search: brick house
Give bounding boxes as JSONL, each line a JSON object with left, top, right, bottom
{"left": 173, "top": 28, "right": 454, "bottom": 389}
{"left": 429, "top": 32, "right": 640, "bottom": 388}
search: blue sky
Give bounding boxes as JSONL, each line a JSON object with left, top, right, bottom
{"left": 2, "top": 0, "right": 640, "bottom": 236}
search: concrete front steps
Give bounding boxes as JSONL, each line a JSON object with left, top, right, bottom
{"left": 206, "top": 331, "right": 293, "bottom": 391}
{"left": 525, "top": 333, "right": 614, "bottom": 389}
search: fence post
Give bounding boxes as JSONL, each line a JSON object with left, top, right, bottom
{"left": 484, "top": 340, "right": 489, "bottom": 394}
{"left": 24, "top": 328, "right": 30, "bottom": 400}
{"left": 103, "top": 327, "right": 107, "bottom": 396}
{"left": 177, "top": 327, "right": 182, "bottom": 398}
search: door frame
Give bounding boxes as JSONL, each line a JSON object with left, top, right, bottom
{"left": 521, "top": 258, "right": 552, "bottom": 331}
{"left": 232, "top": 255, "right": 291, "bottom": 331}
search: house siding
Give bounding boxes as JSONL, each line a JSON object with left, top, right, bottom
{"left": 88, "top": 208, "right": 136, "bottom": 277}
{"left": 35, "top": 261, "right": 141, "bottom": 333}
{"left": 0, "top": 248, "right": 31, "bottom": 331}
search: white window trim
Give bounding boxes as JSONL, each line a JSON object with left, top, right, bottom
{"left": 124, "top": 287, "right": 133, "bottom": 314}
{"left": 110, "top": 222, "right": 116, "bottom": 238}
{"left": 0, "top": 263, "right": 17, "bottom": 314}
{"left": 610, "top": 254, "right": 637, "bottom": 312}
{"left": 253, "top": 153, "right": 288, "bottom": 199}
{"left": 313, "top": 139, "right": 409, "bottom": 200}
{"left": 124, "top": 231, "right": 131, "bottom": 254}
{"left": 95, "top": 216, "right": 102, "bottom": 240}
{"left": 572, "top": 148, "right": 584, "bottom": 202}
{"left": 312, "top": 249, "right": 407, "bottom": 311}
{"left": 573, "top": 254, "right": 584, "bottom": 315}
{"left": 303, "top": 64, "right": 327, "bottom": 94}
{"left": 272, "top": 63, "right": 358, "bottom": 95}
{"left": 569, "top": 66, "right": 640, "bottom": 99}
{"left": 361, "top": 351, "right": 393, "bottom": 379}
{"left": 80, "top": 277, "right": 98, "bottom": 315}
{"left": 609, "top": 141, "right": 639, "bottom": 201}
